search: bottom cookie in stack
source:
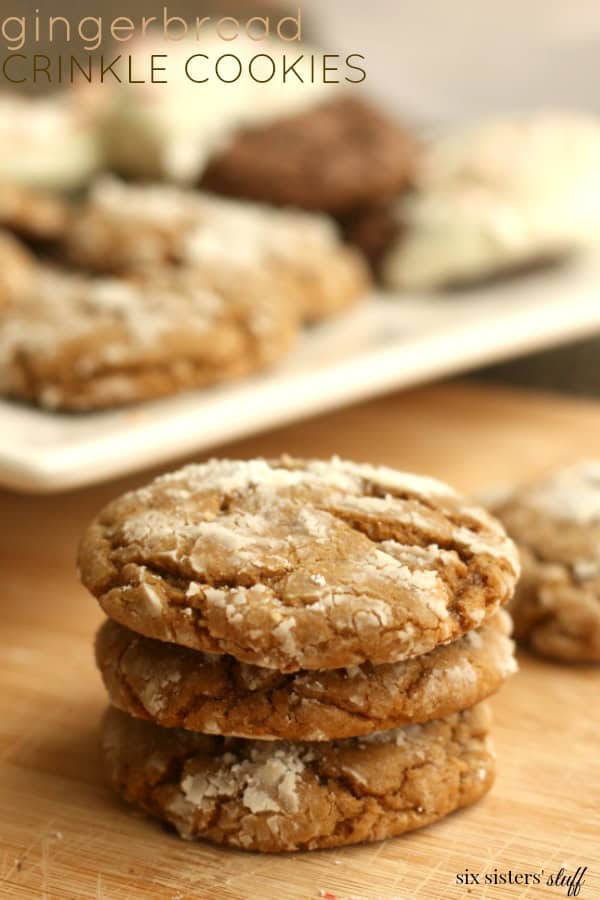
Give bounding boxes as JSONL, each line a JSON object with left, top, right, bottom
{"left": 101, "top": 703, "right": 494, "bottom": 853}
{"left": 80, "top": 456, "right": 520, "bottom": 851}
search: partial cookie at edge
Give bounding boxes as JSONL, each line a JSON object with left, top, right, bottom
{"left": 0, "top": 267, "right": 298, "bottom": 410}
{"left": 383, "top": 112, "right": 600, "bottom": 291}
{"left": 492, "top": 460, "right": 600, "bottom": 662}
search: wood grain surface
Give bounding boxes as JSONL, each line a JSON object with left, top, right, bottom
{"left": 1, "top": 382, "right": 599, "bottom": 900}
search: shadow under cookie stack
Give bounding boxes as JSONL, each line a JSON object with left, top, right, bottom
{"left": 79, "top": 457, "right": 519, "bottom": 852}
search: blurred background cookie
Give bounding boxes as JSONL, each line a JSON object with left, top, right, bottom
{"left": 0, "top": 265, "right": 298, "bottom": 410}
{"left": 0, "top": 231, "right": 36, "bottom": 307}
{"left": 102, "top": 35, "right": 331, "bottom": 184}
{"left": 201, "top": 96, "right": 419, "bottom": 215}
{"left": 201, "top": 95, "right": 419, "bottom": 265}
{"left": 383, "top": 112, "right": 600, "bottom": 290}
{"left": 340, "top": 201, "right": 403, "bottom": 270}
{"left": 0, "top": 183, "right": 68, "bottom": 247}
{"left": 0, "top": 93, "right": 101, "bottom": 193}
{"left": 65, "top": 178, "right": 370, "bottom": 323}
{"left": 493, "top": 460, "right": 600, "bottom": 662}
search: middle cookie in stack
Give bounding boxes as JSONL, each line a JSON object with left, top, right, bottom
{"left": 80, "top": 456, "right": 519, "bottom": 852}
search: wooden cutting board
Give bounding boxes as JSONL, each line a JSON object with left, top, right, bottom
{"left": 1, "top": 382, "right": 599, "bottom": 900}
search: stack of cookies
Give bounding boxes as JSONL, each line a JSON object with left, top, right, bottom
{"left": 79, "top": 456, "right": 519, "bottom": 852}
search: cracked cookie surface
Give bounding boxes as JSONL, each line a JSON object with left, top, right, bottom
{"left": 96, "top": 611, "right": 515, "bottom": 740}
{"left": 79, "top": 457, "right": 519, "bottom": 670}
{"left": 64, "top": 178, "right": 370, "bottom": 323}
{"left": 0, "top": 266, "right": 297, "bottom": 410}
{"left": 493, "top": 460, "right": 600, "bottom": 662}
{"left": 102, "top": 703, "right": 494, "bottom": 852}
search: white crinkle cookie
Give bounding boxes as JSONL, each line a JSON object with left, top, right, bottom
{"left": 384, "top": 112, "right": 600, "bottom": 290}
{"left": 0, "top": 93, "right": 101, "bottom": 192}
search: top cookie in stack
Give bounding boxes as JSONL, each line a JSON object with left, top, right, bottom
{"left": 80, "top": 456, "right": 519, "bottom": 851}
{"left": 81, "top": 456, "right": 518, "bottom": 671}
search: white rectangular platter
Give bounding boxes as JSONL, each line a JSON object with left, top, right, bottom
{"left": 3, "top": 252, "right": 600, "bottom": 493}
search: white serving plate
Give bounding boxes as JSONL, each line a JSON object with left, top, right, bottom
{"left": 3, "top": 252, "right": 600, "bottom": 493}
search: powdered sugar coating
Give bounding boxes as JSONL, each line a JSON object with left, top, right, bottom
{"left": 516, "top": 460, "right": 600, "bottom": 525}
{"left": 80, "top": 456, "right": 519, "bottom": 670}
{"left": 182, "top": 745, "right": 306, "bottom": 816}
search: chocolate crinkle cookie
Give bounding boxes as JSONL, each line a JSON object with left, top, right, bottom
{"left": 200, "top": 96, "right": 419, "bottom": 217}
{"left": 493, "top": 460, "right": 600, "bottom": 662}
{"left": 339, "top": 202, "right": 403, "bottom": 270}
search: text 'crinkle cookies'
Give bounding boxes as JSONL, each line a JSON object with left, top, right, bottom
{"left": 79, "top": 456, "right": 519, "bottom": 851}
{"left": 493, "top": 460, "right": 600, "bottom": 663}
